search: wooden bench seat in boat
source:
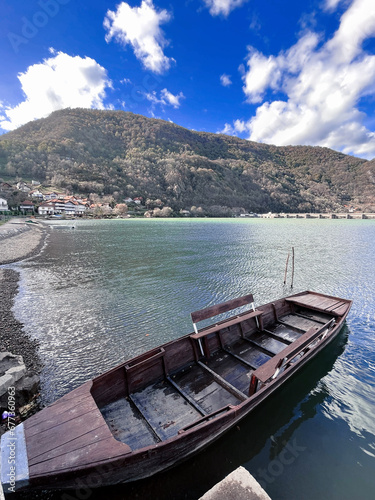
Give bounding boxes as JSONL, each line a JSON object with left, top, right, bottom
{"left": 190, "top": 293, "right": 264, "bottom": 341}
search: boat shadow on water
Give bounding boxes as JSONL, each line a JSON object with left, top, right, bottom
{"left": 14, "top": 326, "right": 350, "bottom": 500}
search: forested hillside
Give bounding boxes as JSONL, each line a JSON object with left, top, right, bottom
{"left": 0, "top": 108, "right": 374, "bottom": 213}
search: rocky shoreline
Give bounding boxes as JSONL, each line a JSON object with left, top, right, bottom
{"left": 0, "top": 268, "right": 42, "bottom": 375}
{"left": 0, "top": 220, "right": 49, "bottom": 430}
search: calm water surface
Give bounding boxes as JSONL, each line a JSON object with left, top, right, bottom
{"left": 8, "top": 218, "right": 375, "bottom": 500}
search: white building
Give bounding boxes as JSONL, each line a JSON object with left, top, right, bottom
{"left": 38, "top": 202, "right": 54, "bottom": 216}
{"left": 30, "top": 189, "right": 44, "bottom": 200}
{"left": 0, "top": 197, "right": 9, "bottom": 212}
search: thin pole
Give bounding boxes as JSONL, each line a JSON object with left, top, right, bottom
{"left": 291, "top": 246, "right": 295, "bottom": 288}
{"left": 284, "top": 253, "right": 290, "bottom": 284}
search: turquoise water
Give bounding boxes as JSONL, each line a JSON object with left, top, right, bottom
{"left": 10, "top": 218, "right": 375, "bottom": 499}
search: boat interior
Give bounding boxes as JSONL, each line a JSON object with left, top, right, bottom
{"left": 92, "top": 292, "right": 348, "bottom": 451}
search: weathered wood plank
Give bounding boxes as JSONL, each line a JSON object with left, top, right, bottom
{"left": 191, "top": 294, "right": 254, "bottom": 323}
{"left": 100, "top": 397, "right": 158, "bottom": 449}
{"left": 245, "top": 332, "right": 286, "bottom": 356}
{"left": 197, "top": 361, "right": 247, "bottom": 401}
{"left": 28, "top": 426, "right": 117, "bottom": 466}
{"left": 26, "top": 405, "right": 108, "bottom": 461}
{"left": 24, "top": 392, "right": 94, "bottom": 437}
{"left": 279, "top": 314, "right": 323, "bottom": 332}
{"left": 227, "top": 339, "right": 272, "bottom": 368}
{"left": 29, "top": 435, "right": 131, "bottom": 477}
{"left": 172, "top": 364, "right": 241, "bottom": 414}
{"left": 190, "top": 310, "right": 262, "bottom": 340}
{"left": 264, "top": 323, "right": 301, "bottom": 343}
{"left": 130, "top": 380, "right": 202, "bottom": 441}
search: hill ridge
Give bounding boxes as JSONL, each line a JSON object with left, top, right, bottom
{"left": 0, "top": 108, "right": 374, "bottom": 213}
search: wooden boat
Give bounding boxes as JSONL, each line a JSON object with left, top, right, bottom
{"left": 1, "top": 290, "right": 351, "bottom": 493}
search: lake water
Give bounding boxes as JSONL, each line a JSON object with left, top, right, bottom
{"left": 9, "top": 218, "right": 375, "bottom": 500}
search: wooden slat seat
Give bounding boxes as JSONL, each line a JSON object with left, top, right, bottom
{"left": 190, "top": 309, "right": 263, "bottom": 340}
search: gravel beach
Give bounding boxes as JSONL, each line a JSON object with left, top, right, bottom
{"left": 0, "top": 219, "right": 48, "bottom": 266}
{"left": 0, "top": 220, "right": 49, "bottom": 376}
{"left": 0, "top": 268, "right": 42, "bottom": 375}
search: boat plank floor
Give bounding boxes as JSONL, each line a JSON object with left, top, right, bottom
{"left": 280, "top": 314, "right": 325, "bottom": 331}
{"left": 294, "top": 307, "right": 333, "bottom": 324}
{"left": 265, "top": 323, "right": 302, "bottom": 342}
{"left": 205, "top": 351, "right": 253, "bottom": 394}
{"left": 223, "top": 339, "right": 272, "bottom": 368}
{"left": 130, "top": 380, "right": 202, "bottom": 441}
{"left": 247, "top": 331, "right": 286, "bottom": 354}
{"left": 100, "top": 397, "right": 158, "bottom": 449}
{"left": 171, "top": 364, "right": 242, "bottom": 413}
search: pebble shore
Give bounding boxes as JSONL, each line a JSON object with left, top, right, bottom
{"left": 0, "top": 268, "right": 42, "bottom": 375}
{"left": 0, "top": 220, "right": 48, "bottom": 266}
{"left": 0, "top": 220, "right": 49, "bottom": 375}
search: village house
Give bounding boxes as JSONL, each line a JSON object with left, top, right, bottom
{"left": 0, "top": 197, "right": 9, "bottom": 212}
{"left": 0, "top": 182, "right": 12, "bottom": 192}
{"left": 30, "top": 189, "right": 44, "bottom": 200}
{"left": 44, "top": 192, "right": 64, "bottom": 200}
{"left": 38, "top": 202, "right": 54, "bottom": 216}
{"left": 19, "top": 200, "right": 35, "bottom": 213}
{"left": 16, "top": 182, "right": 31, "bottom": 193}
{"left": 133, "top": 197, "right": 143, "bottom": 205}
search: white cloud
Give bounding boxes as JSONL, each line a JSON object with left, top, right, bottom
{"left": 104, "top": 0, "right": 174, "bottom": 74}
{"left": 219, "top": 123, "right": 233, "bottom": 134}
{"left": 145, "top": 88, "right": 185, "bottom": 109}
{"left": 229, "top": 0, "right": 375, "bottom": 159}
{"left": 0, "top": 51, "right": 111, "bottom": 132}
{"left": 160, "top": 88, "right": 185, "bottom": 108}
{"left": 120, "top": 78, "right": 132, "bottom": 85}
{"left": 203, "top": 0, "right": 248, "bottom": 17}
{"left": 220, "top": 74, "right": 232, "bottom": 87}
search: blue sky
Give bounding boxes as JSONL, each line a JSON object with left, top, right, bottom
{"left": 1, "top": 0, "right": 375, "bottom": 159}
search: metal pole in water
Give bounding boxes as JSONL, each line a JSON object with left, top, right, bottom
{"left": 284, "top": 252, "right": 290, "bottom": 284}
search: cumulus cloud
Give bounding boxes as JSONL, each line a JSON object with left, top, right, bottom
{"left": 220, "top": 74, "right": 232, "bottom": 87}
{"left": 203, "top": 0, "right": 248, "bottom": 17}
{"left": 226, "top": 0, "right": 375, "bottom": 159}
{"left": 0, "top": 51, "right": 111, "bottom": 132}
{"left": 145, "top": 88, "right": 185, "bottom": 109}
{"left": 104, "top": 0, "right": 174, "bottom": 74}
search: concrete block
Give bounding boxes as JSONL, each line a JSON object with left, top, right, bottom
{"left": 200, "top": 466, "right": 272, "bottom": 500}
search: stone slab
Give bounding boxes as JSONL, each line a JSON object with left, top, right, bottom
{"left": 200, "top": 466, "right": 271, "bottom": 500}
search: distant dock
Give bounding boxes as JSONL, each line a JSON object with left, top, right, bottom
{"left": 259, "top": 212, "right": 375, "bottom": 219}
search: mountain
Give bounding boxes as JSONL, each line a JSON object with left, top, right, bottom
{"left": 0, "top": 108, "right": 374, "bottom": 214}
